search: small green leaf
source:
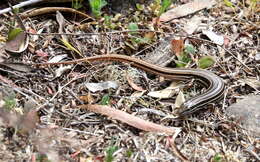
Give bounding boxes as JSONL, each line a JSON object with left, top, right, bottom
{"left": 128, "top": 23, "right": 139, "bottom": 34}
{"left": 3, "top": 94, "right": 16, "bottom": 110}
{"left": 101, "top": 94, "right": 110, "bottom": 105}
{"left": 7, "top": 28, "right": 23, "bottom": 41}
{"left": 184, "top": 45, "right": 196, "bottom": 54}
{"left": 126, "top": 149, "right": 133, "bottom": 158}
{"left": 13, "top": 7, "right": 20, "bottom": 14}
{"left": 89, "top": 0, "right": 107, "bottom": 17}
{"left": 175, "top": 53, "right": 192, "bottom": 67}
{"left": 105, "top": 146, "right": 118, "bottom": 162}
{"left": 104, "top": 15, "right": 112, "bottom": 24}
{"left": 36, "top": 153, "right": 51, "bottom": 162}
{"left": 175, "top": 61, "right": 186, "bottom": 67}
{"left": 159, "top": 0, "right": 172, "bottom": 16}
{"left": 136, "top": 4, "right": 144, "bottom": 10}
{"left": 223, "top": 0, "right": 234, "bottom": 8}
{"left": 72, "top": 0, "right": 83, "bottom": 9}
{"left": 131, "top": 37, "right": 150, "bottom": 45}
{"left": 212, "top": 153, "right": 222, "bottom": 162}
{"left": 198, "top": 56, "right": 215, "bottom": 69}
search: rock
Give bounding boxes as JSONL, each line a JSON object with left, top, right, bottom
{"left": 226, "top": 95, "right": 260, "bottom": 136}
{"left": 255, "top": 53, "right": 260, "bottom": 62}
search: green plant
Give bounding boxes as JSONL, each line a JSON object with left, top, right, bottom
{"left": 136, "top": 3, "right": 144, "bottom": 11}
{"left": 104, "top": 15, "right": 117, "bottom": 29}
{"left": 4, "top": 95, "right": 16, "bottom": 110}
{"left": 158, "top": 0, "right": 172, "bottom": 16}
{"left": 36, "top": 153, "right": 51, "bottom": 162}
{"left": 105, "top": 145, "right": 118, "bottom": 162}
{"left": 12, "top": 7, "right": 20, "bottom": 14}
{"left": 89, "top": 0, "right": 107, "bottom": 18}
{"left": 175, "top": 45, "right": 194, "bottom": 67}
{"left": 125, "top": 149, "right": 133, "bottom": 158}
{"left": 128, "top": 23, "right": 139, "bottom": 34}
{"left": 126, "top": 23, "right": 151, "bottom": 49}
{"left": 223, "top": 0, "right": 234, "bottom": 8}
{"left": 101, "top": 94, "right": 110, "bottom": 105}
{"left": 198, "top": 56, "right": 215, "bottom": 69}
{"left": 150, "top": 0, "right": 173, "bottom": 16}
{"left": 72, "top": 0, "right": 83, "bottom": 10}
{"left": 212, "top": 153, "right": 223, "bottom": 162}
{"left": 248, "top": 0, "right": 257, "bottom": 11}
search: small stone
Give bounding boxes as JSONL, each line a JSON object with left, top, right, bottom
{"left": 255, "top": 53, "right": 260, "bottom": 61}
{"left": 226, "top": 95, "right": 260, "bottom": 136}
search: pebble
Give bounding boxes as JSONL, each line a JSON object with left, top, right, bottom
{"left": 226, "top": 95, "right": 260, "bottom": 136}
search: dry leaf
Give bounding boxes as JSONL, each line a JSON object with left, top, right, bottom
{"left": 48, "top": 54, "right": 68, "bottom": 63}
{"left": 79, "top": 92, "right": 95, "bottom": 103}
{"left": 160, "top": 0, "right": 216, "bottom": 22}
{"left": 80, "top": 104, "right": 180, "bottom": 134}
{"left": 126, "top": 75, "right": 145, "bottom": 91}
{"left": 35, "top": 50, "right": 49, "bottom": 58}
{"left": 5, "top": 31, "right": 29, "bottom": 54}
{"left": 202, "top": 30, "right": 224, "bottom": 45}
{"left": 85, "top": 81, "right": 119, "bottom": 92}
{"left": 183, "top": 16, "right": 202, "bottom": 34}
{"left": 144, "top": 32, "right": 155, "bottom": 40}
{"left": 54, "top": 65, "right": 72, "bottom": 77}
{"left": 224, "top": 36, "right": 231, "bottom": 47}
{"left": 45, "top": 86, "right": 53, "bottom": 95}
{"left": 18, "top": 99, "right": 39, "bottom": 133}
{"left": 0, "top": 62, "right": 35, "bottom": 72}
{"left": 175, "top": 90, "right": 185, "bottom": 108}
{"left": 148, "top": 82, "right": 181, "bottom": 99}
{"left": 0, "top": 35, "right": 6, "bottom": 42}
{"left": 240, "top": 78, "right": 260, "bottom": 90}
{"left": 19, "top": 109, "right": 39, "bottom": 134}
{"left": 171, "top": 39, "right": 184, "bottom": 57}
{"left": 56, "top": 11, "right": 82, "bottom": 56}
{"left": 131, "top": 91, "right": 146, "bottom": 97}
{"left": 56, "top": 11, "right": 66, "bottom": 39}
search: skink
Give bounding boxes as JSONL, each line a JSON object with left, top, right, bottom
{"left": 33, "top": 54, "right": 225, "bottom": 117}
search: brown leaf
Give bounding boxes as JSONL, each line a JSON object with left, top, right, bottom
{"left": 5, "top": 31, "right": 29, "bottom": 54}
{"left": 19, "top": 109, "right": 39, "bottom": 134}
{"left": 126, "top": 75, "right": 145, "bottom": 91}
{"left": 35, "top": 50, "right": 49, "bottom": 58}
{"left": 79, "top": 92, "right": 95, "bottom": 104}
{"left": 171, "top": 39, "right": 184, "bottom": 57}
{"left": 80, "top": 104, "right": 180, "bottom": 135}
{"left": 144, "top": 32, "right": 155, "bottom": 40}
{"left": 224, "top": 36, "right": 231, "bottom": 47}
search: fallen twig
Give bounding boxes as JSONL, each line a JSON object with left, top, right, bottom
{"left": 79, "top": 104, "right": 181, "bottom": 135}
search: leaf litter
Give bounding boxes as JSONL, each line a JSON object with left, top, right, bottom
{"left": 0, "top": 0, "right": 259, "bottom": 161}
